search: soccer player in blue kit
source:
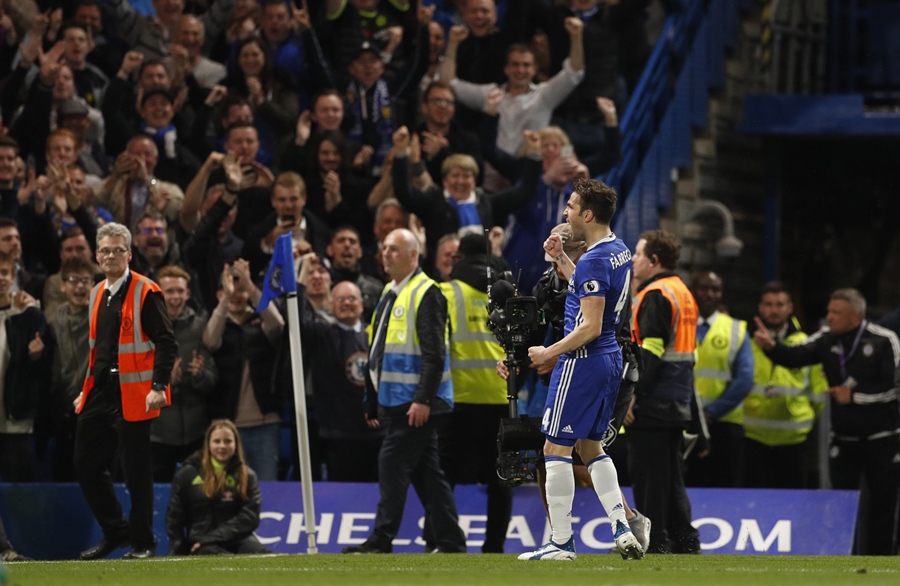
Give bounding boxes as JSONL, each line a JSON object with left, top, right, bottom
{"left": 520, "top": 178, "right": 643, "bottom": 561}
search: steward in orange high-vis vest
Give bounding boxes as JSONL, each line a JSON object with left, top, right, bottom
{"left": 631, "top": 274, "right": 698, "bottom": 423}
{"left": 75, "top": 222, "right": 177, "bottom": 562}
{"left": 77, "top": 272, "right": 172, "bottom": 421}
{"left": 625, "top": 230, "right": 701, "bottom": 555}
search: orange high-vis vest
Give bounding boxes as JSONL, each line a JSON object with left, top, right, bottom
{"left": 632, "top": 275, "right": 698, "bottom": 360}
{"left": 77, "top": 271, "right": 170, "bottom": 422}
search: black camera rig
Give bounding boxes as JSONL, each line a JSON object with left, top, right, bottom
{"left": 486, "top": 275, "right": 547, "bottom": 487}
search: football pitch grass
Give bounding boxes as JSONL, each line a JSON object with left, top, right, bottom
{"left": 4, "top": 554, "right": 900, "bottom": 586}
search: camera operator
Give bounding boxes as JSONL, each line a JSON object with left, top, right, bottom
{"left": 434, "top": 233, "right": 512, "bottom": 553}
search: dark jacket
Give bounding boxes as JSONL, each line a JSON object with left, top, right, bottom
{"left": 209, "top": 313, "right": 282, "bottom": 420}
{"left": 182, "top": 198, "right": 244, "bottom": 313}
{"left": 242, "top": 210, "right": 332, "bottom": 281}
{"left": 298, "top": 285, "right": 384, "bottom": 440}
{"left": 166, "top": 453, "right": 262, "bottom": 555}
{"left": 48, "top": 304, "right": 90, "bottom": 416}
{"left": 415, "top": 121, "right": 484, "bottom": 187}
{"left": 2, "top": 305, "right": 50, "bottom": 421}
{"left": 450, "top": 0, "right": 554, "bottom": 129}
{"left": 766, "top": 321, "right": 900, "bottom": 438}
{"left": 10, "top": 76, "right": 54, "bottom": 172}
{"left": 150, "top": 306, "right": 217, "bottom": 446}
{"left": 479, "top": 111, "right": 622, "bottom": 181}
{"left": 546, "top": 2, "right": 652, "bottom": 118}
{"left": 303, "top": 170, "right": 374, "bottom": 237}
{"left": 391, "top": 155, "right": 541, "bottom": 273}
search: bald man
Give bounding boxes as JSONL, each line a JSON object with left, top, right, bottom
{"left": 342, "top": 229, "right": 465, "bottom": 554}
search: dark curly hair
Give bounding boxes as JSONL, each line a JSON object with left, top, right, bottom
{"left": 638, "top": 229, "right": 681, "bottom": 270}
{"left": 572, "top": 177, "right": 617, "bottom": 225}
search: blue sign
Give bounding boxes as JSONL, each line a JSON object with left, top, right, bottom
{"left": 0, "top": 483, "right": 858, "bottom": 559}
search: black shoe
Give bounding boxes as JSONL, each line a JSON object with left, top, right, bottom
{"left": 341, "top": 543, "right": 388, "bottom": 554}
{"left": 1, "top": 549, "right": 33, "bottom": 561}
{"left": 122, "top": 547, "right": 155, "bottom": 559}
{"left": 80, "top": 536, "right": 130, "bottom": 560}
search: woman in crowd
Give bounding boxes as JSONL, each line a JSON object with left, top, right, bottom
{"left": 303, "top": 129, "right": 374, "bottom": 237}
{"left": 223, "top": 36, "right": 298, "bottom": 164}
{"left": 166, "top": 419, "right": 269, "bottom": 556}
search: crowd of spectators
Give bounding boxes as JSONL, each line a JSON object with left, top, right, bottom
{"left": 0, "top": 0, "right": 664, "bottom": 487}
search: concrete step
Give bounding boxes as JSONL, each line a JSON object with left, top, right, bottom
{"left": 696, "top": 174, "right": 764, "bottom": 200}
{"left": 675, "top": 177, "right": 699, "bottom": 198}
{"left": 710, "top": 98, "right": 743, "bottom": 122}
{"left": 742, "top": 20, "right": 761, "bottom": 39}
{"left": 693, "top": 137, "right": 717, "bottom": 158}
{"left": 715, "top": 132, "right": 763, "bottom": 153}
{"left": 697, "top": 153, "right": 765, "bottom": 178}
{"left": 726, "top": 59, "right": 746, "bottom": 79}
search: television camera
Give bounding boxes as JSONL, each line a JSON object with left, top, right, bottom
{"left": 486, "top": 274, "right": 547, "bottom": 487}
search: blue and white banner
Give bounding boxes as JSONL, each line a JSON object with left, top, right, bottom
{"left": 255, "top": 484, "right": 858, "bottom": 556}
{"left": 0, "top": 484, "right": 858, "bottom": 559}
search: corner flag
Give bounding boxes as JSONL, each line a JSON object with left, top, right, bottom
{"left": 256, "top": 234, "right": 296, "bottom": 312}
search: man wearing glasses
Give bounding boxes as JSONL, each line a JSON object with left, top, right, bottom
{"left": 74, "top": 222, "right": 177, "bottom": 560}
{"left": 47, "top": 257, "right": 96, "bottom": 482}
{"left": 415, "top": 82, "right": 482, "bottom": 186}
{"left": 130, "top": 213, "right": 183, "bottom": 283}
{"left": 296, "top": 252, "right": 384, "bottom": 482}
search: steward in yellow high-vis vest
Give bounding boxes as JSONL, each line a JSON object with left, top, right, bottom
{"left": 436, "top": 235, "right": 512, "bottom": 553}
{"left": 369, "top": 270, "right": 453, "bottom": 410}
{"left": 695, "top": 313, "right": 753, "bottom": 425}
{"left": 357, "top": 228, "right": 466, "bottom": 554}
{"left": 688, "top": 271, "right": 754, "bottom": 488}
{"left": 744, "top": 282, "right": 828, "bottom": 489}
{"left": 440, "top": 279, "right": 507, "bottom": 404}
{"left": 746, "top": 317, "right": 827, "bottom": 447}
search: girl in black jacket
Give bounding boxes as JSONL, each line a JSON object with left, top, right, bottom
{"left": 166, "top": 419, "right": 269, "bottom": 555}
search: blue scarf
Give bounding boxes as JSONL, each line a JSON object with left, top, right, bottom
{"left": 575, "top": 5, "right": 600, "bottom": 22}
{"left": 346, "top": 78, "right": 393, "bottom": 174}
{"left": 140, "top": 122, "right": 177, "bottom": 158}
{"left": 447, "top": 195, "right": 483, "bottom": 236}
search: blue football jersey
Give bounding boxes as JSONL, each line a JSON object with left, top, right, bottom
{"left": 563, "top": 233, "right": 632, "bottom": 355}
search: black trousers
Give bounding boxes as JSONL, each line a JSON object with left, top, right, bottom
{"left": 686, "top": 419, "right": 744, "bottom": 487}
{"left": 0, "top": 514, "right": 12, "bottom": 551}
{"left": 830, "top": 434, "right": 900, "bottom": 555}
{"left": 52, "top": 413, "right": 79, "bottom": 482}
{"left": 436, "top": 403, "right": 512, "bottom": 553}
{"left": 627, "top": 426, "right": 700, "bottom": 554}
{"left": 365, "top": 418, "right": 466, "bottom": 553}
{"left": 74, "top": 408, "right": 155, "bottom": 550}
{"left": 151, "top": 440, "right": 203, "bottom": 484}
{"left": 323, "top": 436, "right": 383, "bottom": 482}
{"left": 743, "top": 438, "right": 809, "bottom": 489}
{"left": 0, "top": 433, "right": 33, "bottom": 482}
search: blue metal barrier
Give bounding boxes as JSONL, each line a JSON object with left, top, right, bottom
{"left": 606, "top": 0, "right": 748, "bottom": 248}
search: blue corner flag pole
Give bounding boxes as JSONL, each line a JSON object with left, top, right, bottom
{"left": 256, "top": 234, "right": 317, "bottom": 552}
